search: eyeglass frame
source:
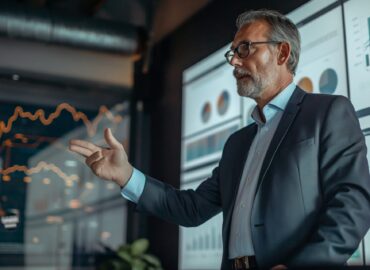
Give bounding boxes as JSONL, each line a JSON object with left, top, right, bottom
{"left": 224, "top": 40, "right": 282, "bottom": 65}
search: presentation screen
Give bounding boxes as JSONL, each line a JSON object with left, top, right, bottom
{"left": 344, "top": 0, "right": 370, "bottom": 161}
{"left": 344, "top": 0, "right": 370, "bottom": 264}
{"left": 294, "top": 5, "right": 348, "bottom": 97}
{"left": 179, "top": 164, "right": 223, "bottom": 269}
{"left": 180, "top": 44, "right": 243, "bottom": 269}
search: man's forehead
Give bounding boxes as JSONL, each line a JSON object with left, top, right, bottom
{"left": 231, "top": 20, "right": 270, "bottom": 48}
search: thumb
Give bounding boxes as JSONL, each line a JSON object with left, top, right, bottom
{"left": 104, "top": 128, "right": 122, "bottom": 150}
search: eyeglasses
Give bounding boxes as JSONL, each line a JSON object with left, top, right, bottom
{"left": 224, "top": 41, "right": 281, "bottom": 65}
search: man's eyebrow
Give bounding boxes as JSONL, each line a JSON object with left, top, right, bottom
{"left": 231, "top": 40, "right": 250, "bottom": 50}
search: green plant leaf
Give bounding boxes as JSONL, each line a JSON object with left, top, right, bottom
{"left": 132, "top": 258, "right": 146, "bottom": 270}
{"left": 141, "top": 254, "right": 161, "bottom": 267}
{"left": 111, "top": 259, "right": 126, "bottom": 270}
{"left": 118, "top": 244, "right": 131, "bottom": 253}
{"left": 118, "top": 250, "right": 133, "bottom": 263}
{"left": 148, "top": 267, "right": 163, "bottom": 270}
{"left": 131, "top": 238, "right": 149, "bottom": 256}
{"left": 98, "top": 261, "right": 111, "bottom": 270}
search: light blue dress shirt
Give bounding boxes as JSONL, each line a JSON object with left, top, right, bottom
{"left": 228, "top": 82, "right": 296, "bottom": 258}
{"left": 121, "top": 167, "right": 146, "bottom": 203}
{"left": 122, "top": 82, "right": 296, "bottom": 256}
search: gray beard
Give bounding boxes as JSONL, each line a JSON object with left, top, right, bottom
{"left": 236, "top": 77, "right": 263, "bottom": 99}
{"left": 234, "top": 68, "right": 264, "bottom": 99}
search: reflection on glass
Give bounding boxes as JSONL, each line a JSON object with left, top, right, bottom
{"left": 0, "top": 99, "right": 129, "bottom": 268}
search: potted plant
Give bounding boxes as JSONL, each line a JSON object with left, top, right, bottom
{"left": 98, "top": 238, "right": 163, "bottom": 270}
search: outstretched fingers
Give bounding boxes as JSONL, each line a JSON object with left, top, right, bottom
{"left": 69, "top": 140, "right": 101, "bottom": 157}
{"left": 69, "top": 145, "right": 93, "bottom": 157}
{"left": 104, "top": 128, "right": 123, "bottom": 150}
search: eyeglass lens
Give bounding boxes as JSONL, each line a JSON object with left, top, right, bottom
{"left": 236, "top": 43, "right": 250, "bottom": 58}
{"left": 226, "top": 43, "right": 250, "bottom": 63}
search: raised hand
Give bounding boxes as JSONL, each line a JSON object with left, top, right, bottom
{"left": 69, "top": 128, "right": 133, "bottom": 188}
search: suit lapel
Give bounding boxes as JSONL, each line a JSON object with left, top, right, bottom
{"left": 231, "top": 123, "right": 258, "bottom": 193}
{"left": 255, "top": 87, "right": 306, "bottom": 192}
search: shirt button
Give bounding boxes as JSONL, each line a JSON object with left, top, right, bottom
{"left": 241, "top": 203, "right": 245, "bottom": 208}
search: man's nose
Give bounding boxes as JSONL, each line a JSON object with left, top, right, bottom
{"left": 230, "top": 54, "right": 243, "bottom": 67}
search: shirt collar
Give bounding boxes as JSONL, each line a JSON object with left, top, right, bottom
{"left": 250, "top": 82, "right": 296, "bottom": 125}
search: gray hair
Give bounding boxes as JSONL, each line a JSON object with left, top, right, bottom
{"left": 236, "top": 9, "right": 301, "bottom": 75}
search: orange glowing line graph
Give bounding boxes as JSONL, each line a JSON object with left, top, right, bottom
{"left": 1, "top": 134, "right": 57, "bottom": 150}
{"left": 0, "top": 103, "right": 124, "bottom": 139}
{"left": 1, "top": 134, "right": 65, "bottom": 169}
{"left": 0, "top": 161, "right": 79, "bottom": 186}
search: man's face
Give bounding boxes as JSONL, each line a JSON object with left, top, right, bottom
{"left": 231, "top": 20, "right": 280, "bottom": 99}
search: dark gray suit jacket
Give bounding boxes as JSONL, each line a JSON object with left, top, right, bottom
{"left": 136, "top": 87, "right": 370, "bottom": 269}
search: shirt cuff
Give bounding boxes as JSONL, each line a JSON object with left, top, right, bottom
{"left": 121, "top": 168, "right": 146, "bottom": 203}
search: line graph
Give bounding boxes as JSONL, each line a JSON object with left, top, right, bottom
{"left": 0, "top": 103, "right": 124, "bottom": 139}
{"left": 0, "top": 134, "right": 61, "bottom": 170}
{"left": 1, "top": 134, "right": 58, "bottom": 149}
{"left": 0, "top": 161, "right": 79, "bottom": 187}
{"left": 0, "top": 129, "right": 125, "bottom": 170}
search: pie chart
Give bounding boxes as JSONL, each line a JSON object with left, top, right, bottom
{"left": 201, "top": 102, "right": 211, "bottom": 123}
{"left": 298, "top": 77, "right": 313, "bottom": 93}
{"left": 319, "top": 68, "right": 338, "bottom": 94}
{"left": 217, "top": 90, "right": 230, "bottom": 116}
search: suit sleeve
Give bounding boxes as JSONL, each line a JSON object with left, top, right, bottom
{"left": 134, "top": 155, "right": 224, "bottom": 227}
{"left": 287, "top": 96, "right": 370, "bottom": 266}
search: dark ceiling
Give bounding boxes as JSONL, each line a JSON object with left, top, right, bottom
{"left": 0, "top": 0, "right": 212, "bottom": 92}
{"left": 10, "top": 0, "right": 212, "bottom": 44}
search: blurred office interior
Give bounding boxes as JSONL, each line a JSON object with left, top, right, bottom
{"left": 1, "top": 0, "right": 370, "bottom": 269}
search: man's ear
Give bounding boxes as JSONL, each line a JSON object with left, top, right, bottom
{"left": 277, "top": 42, "right": 291, "bottom": 66}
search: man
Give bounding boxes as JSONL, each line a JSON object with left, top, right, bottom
{"left": 69, "top": 10, "right": 370, "bottom": 270}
